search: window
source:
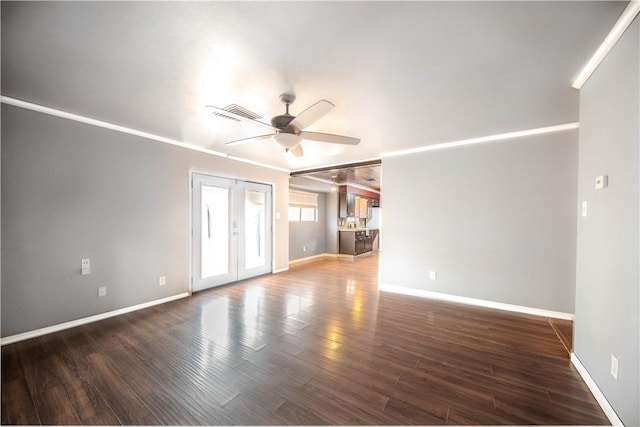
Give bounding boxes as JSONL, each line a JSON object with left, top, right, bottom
{"left": 289, "top": 190, "right": 318, "bottom": 222}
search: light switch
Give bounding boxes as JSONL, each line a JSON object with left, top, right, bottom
{"left": 595, "top": 175, "right": 608, "bottom": 190}
{"left": 582, "top": 201, "right": 588, "bottom": 217}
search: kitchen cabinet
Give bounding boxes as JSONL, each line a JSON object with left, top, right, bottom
{"left": 339, "top": 229, "right": 378, "bottom": 256}
{"left": 340, "top": 192, "right": 376, "bottom": 219}
{"left": 356, "top": 197, "right": 368, "bottom": 219}
{"left": 339, "top": 192, "right": 356, "bottom": 218}
{"left": 339, "top": 230, "right": 367, "bottom": 255}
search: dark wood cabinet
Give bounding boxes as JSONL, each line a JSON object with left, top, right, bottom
{"left": 339, "top": 230, "right": 378, "bottom": 256}
{"left": 340, "top": 192, "right": 377, "bottom": 219}
{"left": 339, "top": 230, "right": 365, "bottom": 255}
{"left": 339, "top": 192, "right": 356, "bottom": 218}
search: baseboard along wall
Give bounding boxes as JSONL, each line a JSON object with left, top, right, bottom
{"left": 1, "top": 292, "right": 190, "bottom": 346}
{"left": 570, "top": 353, "right": 624, "bottom": 426}
{"left": 378, "top": 283, "right": 575, "bottom": 320}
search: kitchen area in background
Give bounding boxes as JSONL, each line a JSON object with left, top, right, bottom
{"left": 288, "top": 160, "right": 382, "bottom": 262}
{"left": 337, "top": 186, "right": 380, "bottom": 256}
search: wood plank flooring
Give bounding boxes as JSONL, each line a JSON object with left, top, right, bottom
{"left": 2, "top": 254, "right": 609, "bottom": 425}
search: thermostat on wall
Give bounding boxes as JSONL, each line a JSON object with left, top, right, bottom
{"left": 595, "top": 175, "right": 608, "bottom": 190}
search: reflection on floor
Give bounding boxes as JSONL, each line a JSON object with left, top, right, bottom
{"left": 2, "top": 253, "right": 607, "bottom": 425}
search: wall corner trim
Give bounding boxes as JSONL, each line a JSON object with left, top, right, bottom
{"left": 570, "top": 353, "right": 624, "bottom": 426}
{"left": 1, "top": 292, "right": 190, "bottom": 346}
{"left": 378, "top": 284, "right": 575, "bottom": 320}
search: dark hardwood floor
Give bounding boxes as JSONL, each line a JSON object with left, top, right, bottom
{"left": 2, "top": 253, "right": 608, "bottom": 425}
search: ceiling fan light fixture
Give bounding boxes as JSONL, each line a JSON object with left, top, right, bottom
{"left": 273, "top": 132, "right": 301, "bottom": 150}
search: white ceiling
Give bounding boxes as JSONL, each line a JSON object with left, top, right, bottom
{"left": 1, "top": 1, "right": 626, "bottom": 171}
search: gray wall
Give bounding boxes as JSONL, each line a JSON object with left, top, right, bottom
{"left": 325, "top": 191, "right": 339, "bottom": 254}
{"left": 1, "top": 104, "right": 290, "bottom": 337}
{"left": 574, "top": 18, "right": 639, "bottom": 426}
{"left": 381, "top": 132, "right": 578, "bottom": 313}
{"left": 289, "top": 192, "right": 327, "bottom": 260}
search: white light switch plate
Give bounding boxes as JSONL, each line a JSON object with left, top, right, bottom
{"left": 582, "top": 201, "right": 588, "bottom": 217}
{"left": 595, "top": 175, "right": 608, "bottom": 190}
{"left": 611, "top": 354, "right": 619, "bottom": 380}
{"left": 429, "top": 271, "right": 437, "bottom": 280}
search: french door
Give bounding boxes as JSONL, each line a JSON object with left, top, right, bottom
{"left": 192, "top": 173, "right": 272, "bottom": 291}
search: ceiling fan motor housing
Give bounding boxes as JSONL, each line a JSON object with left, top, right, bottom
{"left": 271, "top": 114, "right": 296, "bottom": 131}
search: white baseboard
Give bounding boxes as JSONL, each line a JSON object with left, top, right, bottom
{"left": 1, "top": 292, "right": 190, "bottom": 346}
{"left": 289, "top": 253, "right": 328, "bottom": 265}
{"left": 571, "top": 353, "right": 623, "bottom": 426}
{"left": 378, "top": 283, "right": 574, "bottom": 320}
{"left": 288, "top": 253, "right": 351, "bottom": 266}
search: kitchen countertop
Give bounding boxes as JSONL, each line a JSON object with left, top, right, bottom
{"left": 338, "top": 228, "right": 378, "bottom": 232}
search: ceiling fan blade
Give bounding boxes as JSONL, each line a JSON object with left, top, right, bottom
{"left": 225, "top": 134, "right": 275, "bottom": 146}
{"left": 299, "top": 131, "right": 360, "bottom": 145}
{"left": 206, "top": 105, "right": 275, "bottom": 131}
{"left": 289, "top": 144, "right": 304, "bottom": 157}
{"left": 289, "top": 100, "right": 334, "bottom": 131}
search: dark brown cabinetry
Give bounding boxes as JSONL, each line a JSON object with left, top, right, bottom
{"left": 339, "top": 192, "right": 356, "bottom": 218}
{"left": 339, "top": 192, "right": 377, "bottom": 220}
{"left": 339, "top": 230, "right": 366, "bottom": 255}
{"left": 339, "top": 230, "right": 378, "bottom": 256}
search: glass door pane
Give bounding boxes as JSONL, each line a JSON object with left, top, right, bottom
{"left": 192, "top": 174, "right": 237, "bottom": 291}
{"left": 201, "top": 185, "right": 229, "bottom": 279}
{"left": 244, "top": 190, "right": 266, "bottom": 270}
{"left": 237, "top": 181, "right": 272, "bottom": 281}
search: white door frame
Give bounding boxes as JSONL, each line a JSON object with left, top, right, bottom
{"left": 189, "top": 170, "right": 273, "bottom": 293}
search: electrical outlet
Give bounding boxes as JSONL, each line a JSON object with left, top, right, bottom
{"left": 429, "top": 271, "right": 437, "bottom": 280}
{"left": 159, "top": 276, "right": 166, "bottom": 286}
{"left": 611, "top": 354, "right": 619, "bottom": 380}
{"left": 81, "top": 258, "right": 91, "bottom": 275}
{"left": 98, "top": 286, "right": 106, "bottom": 297}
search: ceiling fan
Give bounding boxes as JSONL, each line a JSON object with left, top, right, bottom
{"left": 206, "top": 93, "right": 360, "bottom": 157}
